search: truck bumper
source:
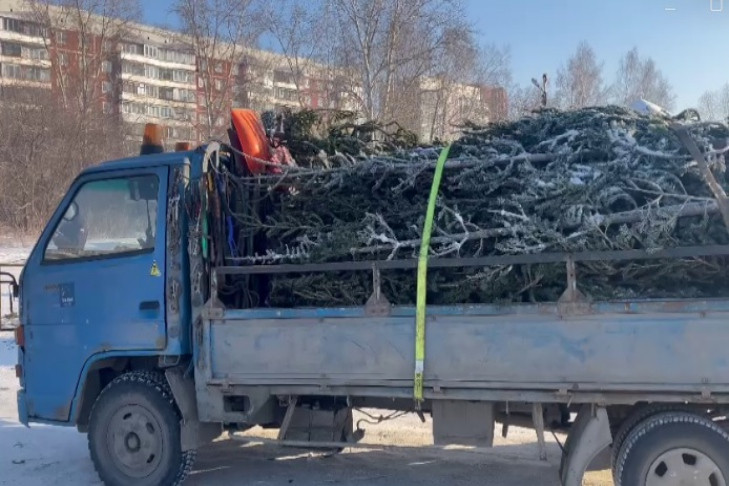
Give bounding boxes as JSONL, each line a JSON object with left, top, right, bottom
{"left": 17, "top": 389, "right": 29, "bottom": 426}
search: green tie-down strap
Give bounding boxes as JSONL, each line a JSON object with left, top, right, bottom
{"left": 414, "top": 144, "right": 452, "bottom": 403}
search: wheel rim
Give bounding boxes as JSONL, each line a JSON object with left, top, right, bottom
{"left": 106, "top": 404, "right": 165, "bottom": 478}
{"left": 646, "top": 447, "right": 726, "bottom": 486}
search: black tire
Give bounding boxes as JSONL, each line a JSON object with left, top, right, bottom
{"left": 88, "top": 371, "right": 196, "bottom": 486}
{"left": 610, "top": 403, "right": 698, "bottom": 477}
{"left": 615, "top": 411, "right": 729, "bottom": 486}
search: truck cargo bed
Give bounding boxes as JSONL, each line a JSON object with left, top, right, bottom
{"left": 198, "top": 298, "right": 729, "bottom": 402}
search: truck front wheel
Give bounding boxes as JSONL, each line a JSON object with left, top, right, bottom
{"left": 88, "top": 371, "right": 196, "bottom": 486}
{"left": 615, "top": 411, "right": 729, "bottom": 486}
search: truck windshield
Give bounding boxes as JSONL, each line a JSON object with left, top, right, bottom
{"left": 44, "top": 175, "right": 159, "bottom": 262}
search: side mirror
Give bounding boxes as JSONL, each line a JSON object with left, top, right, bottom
{"left": 12, "top": 283, "right": 18, "bottom": 298}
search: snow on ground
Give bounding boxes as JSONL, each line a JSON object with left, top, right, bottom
{"left": 0, "top": 329, "right": 612, "bottom": 486}
{"left": 0, "top": 248, "right": 29, "bottom": 264}
{"left": 0, "top": 331, "right": 100, "bottom": 486}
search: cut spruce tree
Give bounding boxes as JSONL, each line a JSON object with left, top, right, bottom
{"left": 218, "top": 106, "right": 729, "bottom": 307}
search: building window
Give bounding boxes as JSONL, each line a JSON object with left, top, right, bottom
{"left": 122, "top": 43, "right": 142, "bottom": 55}
{"left": 143, "top": 44, "right": 158, "bottom": 59}
{"left": 144, "top": 64, "right": 159, "bottom": 79}
{"left": 56, "top": 31, "right": 68, "bottom": 46}
{"left": 2, "top": 17, "right": 45, "bottom": 37}
{"left": 1, "top": 63, "right": 21, "bottom": 79}
{"left": 2, "top": 17, "right": 20, "bottom": 32}
{"left": 273, "top": 70, "right": 294, "bottom": 84}
{"left": 160, "top": 68, "right": 173, "bottom": 81}
{"left": 274, "top": 87, "right": 298, "bottom": 102}
{"left": 162, "top": 50, "right": 194, "bottom": 65}
{"left": 1, "top": 63, "right": 51, "bottom": 82}
{"left": 214, "top": 79, "right": 222, "bottom": 91}
{"left": 172, "top": 69, "right": 192, "bottom": 83}
{"left": 122, "top": 62, "right": 145, "bottom": 76}
{"left": 1, "top": 42, "right": 22, "bottom": 57}
{"left": 102, "top": 81, "right": 112, "bottom": 93}
{"left": 102, "top": 60, "right": 112, "bottom": 73}
{"left": 27, "top": 46, "right": 49, "bottom": 60}
{"left": 58, "top": 52, "right": 69, "bottom": 66}
{"left": 214, "top": 62, "right": 223, "bottom": 74}
{"left": 102, "top": 101, "right": 113, "bottom": 114}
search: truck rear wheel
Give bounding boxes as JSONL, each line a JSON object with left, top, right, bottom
{"left": 615, "top": 411, "right": 729, "bottom": 486}
{"left": 88, "top": 371, "right": 196, "bottom": 486}
{"left": 610, "top": 403, "right": 698, "bottom": 477}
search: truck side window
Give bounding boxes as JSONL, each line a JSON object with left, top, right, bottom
{"left": 44, "top": 175, "right": 159, "bottom": 262}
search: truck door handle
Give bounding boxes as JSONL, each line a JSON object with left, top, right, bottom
{"left": 139, "top": 300, "right": 160, "bottom": 311}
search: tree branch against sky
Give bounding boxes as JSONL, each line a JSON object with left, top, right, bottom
{"left": 263, "top": 0, "right": 315, "bottom": 109}
{"left": 698, "top": 84, "right": 729, "bottom": 122}
{"left": 554, "top": 41, "right": 607, "bottom": 109}
{"left": 24, "top": 0, "right": 141, "bottom": 113}
{"left": 173, "top": 0, "right": 264, "bottom": 140}
{"left": 325, "top": 0, "right": 468, "bottom": 122}
{"left": 611, "top": 47, "right": 675, "bottom": 110}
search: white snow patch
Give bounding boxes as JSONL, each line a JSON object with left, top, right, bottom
{"left": 0, "top": 248, "right": 29, "bottom": 265}
{"left": 569, "top": 176, "right": 584, "bottom": 186}
{"left": 0, "top": 332, "right": 100, "bottom": 485}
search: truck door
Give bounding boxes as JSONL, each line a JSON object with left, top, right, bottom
{"left": 21, "top": 168, "right": 168, "bottom": 422}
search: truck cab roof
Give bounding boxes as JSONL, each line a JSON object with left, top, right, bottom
{"left": 80, "top": 150, "right": 197, "bottom": 176}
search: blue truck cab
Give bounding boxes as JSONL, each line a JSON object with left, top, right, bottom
{"left": 16, "top": 143, "right": 205, "bottom": 484}
{"left": 15, "top": 123, "right": 729, "bottom": 486}
{"left": 18, "top": 151, "right": 195, "bottom": 423}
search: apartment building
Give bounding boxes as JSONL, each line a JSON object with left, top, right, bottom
{"left": 0, "top": 10, "right": 51, "bottom": 89}
{"left": 116, "top": 28, "right": 198, "bottom": 144}
{"left": 415, "top": 78, "right": 509, "bottom": 142}
{"left": 0, "top": 0, "right": 506, "bottom": 148}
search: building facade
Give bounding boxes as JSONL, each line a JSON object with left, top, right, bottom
{"left": 0, "top": 11, "right": 51, "bottom": 90}
{"left": 0, "top": 0, "right": 506, "bottom": 149}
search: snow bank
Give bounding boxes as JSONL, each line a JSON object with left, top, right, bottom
{"left": 0, "top": 332, "right": 100, "bottom": 485}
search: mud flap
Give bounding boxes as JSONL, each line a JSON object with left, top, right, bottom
{"left": 165, "top": 367, "right": 222, "bottom": 451}
{"left": 559, "top": 405, "right": 611, "bottom": 486}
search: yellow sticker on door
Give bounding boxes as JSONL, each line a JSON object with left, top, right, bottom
{"left": 150, "top": 261, "right": 161, "bottom": 277}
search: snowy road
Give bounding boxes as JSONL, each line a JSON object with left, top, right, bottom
{"left": 0, "top": 330, "right": 613, "bottom": 485}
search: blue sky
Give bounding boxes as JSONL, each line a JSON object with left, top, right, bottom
{"left": 142, "top": 0, "right": 729, "bottom": 110}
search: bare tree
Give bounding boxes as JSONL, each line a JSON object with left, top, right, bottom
{"left": 419, "top": 30, "right": 512, "bottom": 141}
{"left": 173, "top": 0, "right": 263, "bottom": 140}
{"left": 508, "top": 83, "right": 542, "bottom": 120}
{"left": 698, "top": 84, "right": 729, "bottom": 122}
{"left": 325, "top": 0, "right": 466, "bottom": 122}
{"left": 23, "top": 0, "right": 139, "bottom": 172}
{"left": 262, "top": 0, "right": 319, "bottom": 109}
{"left": 24, "top": 0, "right": 139, "bottom": 112}
{"left": 554, "top": 41, "right": 607, "bottom": 109}
{"left": 612, "top": 47, "right": 675, "bottom": 110}
{"left": 476, "top": 43, "right": 512, "bottom": 88}
{"left": 0, "top": 86, "right": 127, "bottom": 233}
